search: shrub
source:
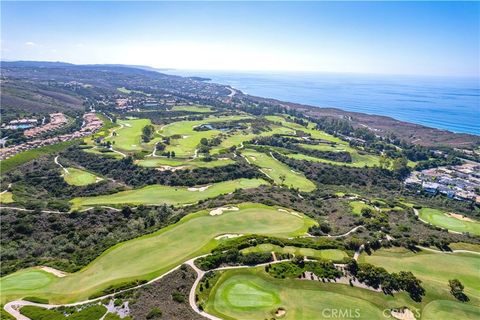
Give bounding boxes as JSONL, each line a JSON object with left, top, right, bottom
{"left": 146, "top": 307, "right": 162, "bottom": 319}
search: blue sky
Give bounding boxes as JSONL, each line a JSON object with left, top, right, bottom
{"left": 1, "top": 1, "right": 479, "bottom": 76}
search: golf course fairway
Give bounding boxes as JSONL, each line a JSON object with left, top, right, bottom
{"left": 0, "top": 203, "right": 316, "bottom": 304}
{"left": 418, "top": 208, "right": 480, "bottom": 235}
{"left": 241, "top": 244, "right": 348, "bottom": 261}
{"left": 242, "top": 149, "right": 316, "bottom": 192}
{"left": 360, "top": 247, "right": 480, "bottom": 299}
{"left": 70, "top": 178, "right": 267, "bottom": 210}
{"left": 204, "top": 269, "right": 419, "bottom": 320}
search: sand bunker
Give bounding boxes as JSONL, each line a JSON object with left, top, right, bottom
{"left": 187, "top": 185, "right": 211, "bottom": 192}
{"left": 156, "top": 165, "right": 187, "bottom": 172}
{"left": 209, "top": 206, "right": 239, "bottom": 216}
{"left": 214, "top": 233, "right": 243, "bottom": 240}
{"left": 40, "top": 266, "right": 66, "bottom": 278}
{"left": 278, "top": 208, "right": 302, "bottom": 218}
{"left": 249, "top": 156, "right": 257, "bottom": 161}
{"left": 448, "top": 213, "right": 475, "bottom": 222}
{"left": 123, "top": 123, "right": 132, "bottom": 127}
{"left": 275, "top": 308, "right": 286, "bottom": 317}
{"left": 391, "top": 308, "right": 415, "bottom": 320}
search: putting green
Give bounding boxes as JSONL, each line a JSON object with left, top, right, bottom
{"left": 242, "top": 149, "right": 315, "bottom": 192}
{"left": 360, "top": 248, "right": 480, "bottom": 299}
{"left": 1, "top": 269, "right": 56, "bottom": 293}
{"left": 206, "top": 269, "right": 403, "bottom": 320}
{"left": 241, "top": 244, "right": 348, "bottom": 261}
{"left": 105, "top": 118, "right": 151, "bottom": 152}
{"left": 0, "top": 203, "right": 316, "bottom": 303}
{"left": 0, "top": 192, "right": 14, "bottom": 204}
{"left": 419, "top": 208, "right": 480, "bottom": 235}
{"left": 422, "top": 300, "right": 480, "bottom": 320}
{"left": 63, "top": 168, "right": 100, "bottom": 186}
{"left": 70, "top": 178, "right": 267, "bottom": 210}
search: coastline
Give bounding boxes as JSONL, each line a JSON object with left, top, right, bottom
{"left": 168, "top": 70, "right": 480, "bottom": 137}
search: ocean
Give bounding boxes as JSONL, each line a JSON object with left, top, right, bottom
{"left": 167, "top": 70, "right": 480, "bottom": 135}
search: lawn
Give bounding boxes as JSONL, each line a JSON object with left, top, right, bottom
{"left": 242, "top": 149, "right": 316, "bottom": 192}
{"left": 360, "top": 247, "right": 480, "bottom": 300}
{"left": 241, "top": 244, "right": 348, "bottom": 261}
{"left": 0, "top": 203, "right": 316, "bottom": 304}
{"left": 70, "top": 178, "right": 268, "bottom": 210}
{"left": 170, "top": 105, "right": 213, "bottom": 113}
{"left": 105, "top": 118, "right": 151, "bottom": 152}
{"left": 63, "top": 168, "right": 100, "bottom": 186}
{"left": 0, "top": 192, "right": 14, "bottom": 204}
{"left": 205, "top": 268, "right": 420, "bottom": 320}
{"left": 418, "top": 208, "right": 480, "bottom": 235}
{"left": 349, "top": 201, "right": 375, "bottom": 215}
{"left": 135, "top": 157, "right": 234, "bottom": 169}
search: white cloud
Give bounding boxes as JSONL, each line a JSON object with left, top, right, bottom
{"left": 25, "top": 41, "right": 36, "bottom": 47}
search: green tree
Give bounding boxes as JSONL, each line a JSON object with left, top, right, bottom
{"left": 449, "top": 279, "right": 469, "bottom": 302}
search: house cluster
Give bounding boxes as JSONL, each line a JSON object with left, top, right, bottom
{"left": 24, "top": 113, "right": 68, "bottom": 138}
{"left": 1, "top": 118, "right": 38, "bottom": 130}
{"left": 0, "top": 113, "right": 102, "bottom": 160}
{"left": 405, "top": 162, "right": 480, "bottom": 203}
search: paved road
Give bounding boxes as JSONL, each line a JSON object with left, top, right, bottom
{"left": 54, "top": 156, "right": 69, "bottom": 174}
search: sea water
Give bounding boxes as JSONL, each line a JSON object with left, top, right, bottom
{"left": 168, "top": 70, "right": 480, "bottom": 135}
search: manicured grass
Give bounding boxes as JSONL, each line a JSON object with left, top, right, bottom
{"left": 301, "top": 143, "right": 381, "bottom": 167}
{"left": 170, "top": 105, "right": 213, "bottom": 113}
{"left": 243, "top": 149, "right": 315, "bottom": 192}
{"left": 265, "top": 115, "right": 342, "bottom": 144}
{"left": 1, "top": 203, "right": 316, "bottom": 303}
{"left": 448, "top": 242, "right": 480, "bottom": 252}
{"left": 209, "top": 125, "right": 295, "bottom": 155}
{"left": 105, "top": 118, "right": 151, "bottom": 152}
{"left": 0, "top": 141, "right": 77, "bottom": 173}
{"left": 0, "top": 192, "right": 14, "bottom": 204}
{"left": 63, "top": 168, "right": 100, "bottom": 186}
{"left": 136, "top": 157, "right": 234, "bottom": 169}
{"left": 160, "top": 115, "right": 251, "bottom": 158}
{"left": 1, "top": 269, "right": 56, "bottom": 294}
{"left": 349, "top": 201, "right": 375, "bottom": 215}
{"left": 205, "top": 268, "right": 418, "bottom": 320}
{"left": 419, "top": 208, "right": 480, "bottom": 235}
{"left": 422, "top": 300, "right": 480, "bottom": 320}
{"left": 360, "top": 248, "right": 480, "bottom": 300}
{"left": 70, "top": 178, "right": 268, "bottom": 210}
{"left": 241, "top": 244, "right": 348, "bottom": 261}
{"left": 83, "top": 147, "right": 123, "bottom": 159}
